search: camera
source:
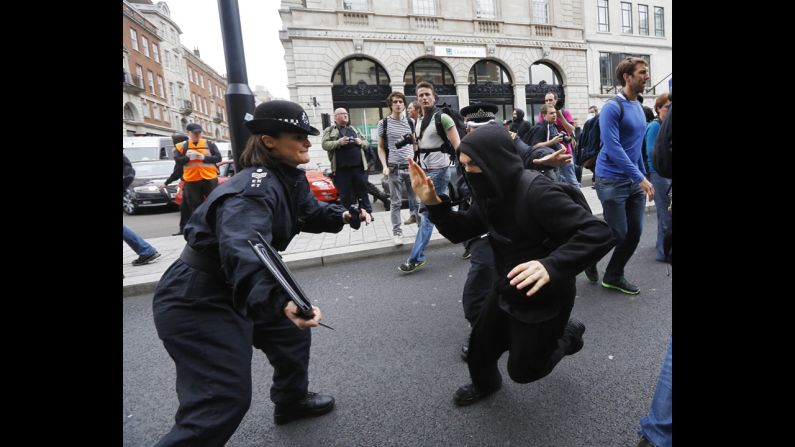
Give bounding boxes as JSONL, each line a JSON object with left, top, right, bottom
{"left": 558, "top": 132, "right": 572, "bottom": 144}
{"left": 394, "top": 133, "right": 413, "bottom": 149}
{"left": 555, "top": 98, "right": 565, "bottom": 111}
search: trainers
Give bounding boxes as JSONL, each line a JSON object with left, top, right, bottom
{"left": 393, "top": 235, "right": 403, "bottom": 246}
{"left": 462, "top": 249, "right": 472, "bottom": 260}
{"left": 132, "top": 251, "right": 161, "bottom": 266}
{"left": 584, "top": 264, "right": 599, "bottom": 283}
{"left": 403, "top": 214, "right": 417, "bottom": 225}
{"left": 601, "top": 277, "right": 640, "bottom": 295}
{"left": 398, "top": 259, "right": 426, "bottom": 273}
{"left": 563, "top": 318, "right": 586, "bottom": 355}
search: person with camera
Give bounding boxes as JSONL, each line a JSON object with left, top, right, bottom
{"left": 377, "top": 91, "right": 420, "bottom": 245}
{"left": 537, "top": 91, "right": 580, "bottom": 187}
{"left": 321, "top": 108, "right": 373, "bottom": 215}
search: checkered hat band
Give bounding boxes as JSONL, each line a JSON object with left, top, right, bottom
{"left": 466, "top": 109, "right": 496, "bottom": 120}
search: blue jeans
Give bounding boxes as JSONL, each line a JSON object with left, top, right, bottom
{"left": 640, "top": 338, "right": 672, "bottom": 447}
{"left": 649, "top": 173, "right": 672, "bottom": 262}
{"left": 123, "top": 225, "right": 156, "bottom": 257}
{"left": 595, "top": 177, "right": 646, "bottom": 282}
{"left": 408, "top": 168, "right": 450, "bottom": 263}
{"left": 558, "top": 162, "right": 580, "bottom": 188}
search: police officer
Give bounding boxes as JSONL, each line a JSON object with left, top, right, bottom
{"left": 152, "top": 100, "right": 372, "bottom": 446}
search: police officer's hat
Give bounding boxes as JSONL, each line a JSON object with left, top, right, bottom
{"left": 245, "top": 100, "right": 320, "bottom": 136}
{"left": 460, "top": 103, "right": 499, "bottom": 125}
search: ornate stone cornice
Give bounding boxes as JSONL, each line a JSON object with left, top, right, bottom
{"left": 285, "top": 28, "right": 586, "bottom": 51}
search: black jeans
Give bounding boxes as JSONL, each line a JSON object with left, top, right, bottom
{"left": 334, "top": 166, "right": 373, "bottom": 213}
{"left": 184, "top": 178, "right": 219, "bottom": 222}
{"left": 467, "top": 292, "right": 575, "bottom": 389}
{"left": 462, "top": 237, "right": 497, "bottom": 325}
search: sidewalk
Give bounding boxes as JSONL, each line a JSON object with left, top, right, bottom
{"left": 123, "top": 186, "right": 655, "bottom": 297}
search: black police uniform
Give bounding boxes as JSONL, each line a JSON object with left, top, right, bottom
{"left": 152, "top": 161, "right": 346, "bottom": 446}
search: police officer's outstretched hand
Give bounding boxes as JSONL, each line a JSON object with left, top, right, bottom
{"left": 284, "top": 302, "right": 323, "bottom": 330}
{"left": 343, "top": 208, "right": 372, "bottom": 226}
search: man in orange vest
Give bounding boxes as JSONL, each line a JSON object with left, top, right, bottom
{"left": 176, "top": 123, "right": 222, "bottom": 221}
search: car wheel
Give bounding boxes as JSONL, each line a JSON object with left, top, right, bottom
{"left": 123, "top": 190, "right": 138, "bottom": 215}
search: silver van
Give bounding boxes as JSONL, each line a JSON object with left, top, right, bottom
{"left": 123, "top": 136, "right": 173, "bottom": 162}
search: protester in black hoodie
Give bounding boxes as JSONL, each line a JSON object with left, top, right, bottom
{"left": 509, "top": 108, "right": 533, "bottom": 142}
{"left": 408, "top": 125, "right": 614, "bottom": 406}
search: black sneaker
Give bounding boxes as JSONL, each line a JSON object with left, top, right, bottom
{"left": 273, "top": 392, "right": 335, "bottom": 425}
{"left": 453, "top": 381, "right": 501, "bottom": 407}
{"left": 132, "top": 251, "right": 161, "bottom": 266}
{"left": 601, "top": 277, "right": 640, "bottom": 295}
{"left": 462, "top": 249, "right": 472, "bottom": 260}
{"left": 584, "top": 264, "right": 599, "bottom": 283}
{"left": 398, "top": 259, "right": 426, "bottom": 274}
{"left": 563, "top": 318, "right": 586, "bottom": 355}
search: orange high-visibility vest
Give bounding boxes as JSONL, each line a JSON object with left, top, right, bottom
{"left": 178, "top": 138, "right": 218, "bottom": 181}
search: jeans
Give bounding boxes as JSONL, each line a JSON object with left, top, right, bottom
{"left": 649, "top": 173, "right": 672, "bottom": 262}
{"left": 639, "top": 338, "right": 672, "bottom": 447}
{"left": 123, "top": 225, "right": 156, "bottom": 257}
{"left": 558, "top": 162, "right": 580, "bottom": 187}
{"left": 387, "top": 165, "right": 419, "bottom": 236}
{"left": 595, "top": 176, "right": 646, "bottom": 282}
{"left": 408, "top": 167, "right": 450, "bottom": 263}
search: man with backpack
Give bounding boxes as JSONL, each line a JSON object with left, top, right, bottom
{"left": 407, "top": 125, "right": 614, "bottom": 406}
{"left": 377, "top": 91, "right": 420, "bottom": 245}
{"left": 592, "top": 57, "right": 655, "bottom": 295}
{"left": 398, "top": 81, "right": 461, "bottom": 274}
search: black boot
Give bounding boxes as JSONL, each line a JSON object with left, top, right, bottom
{"left": 563, "top": 318, "right": 586, "bottom": 355}
{"left": 273, "top": 392, "right": 335, "bottom": 425}
{"left": 453, "top": 381, "right": 501, "bottom": 407}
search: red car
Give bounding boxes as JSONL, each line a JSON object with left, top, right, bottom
{"left": 175, "top": 162, "right": 338, "bottom": 205}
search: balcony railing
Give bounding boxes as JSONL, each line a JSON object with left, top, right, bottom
{"left": 123, "top": 72, "right": 145, "bottom": 93}
{"left": 213, "top": 113, "right": 223, "bottom": 123}
{"left": 179, "top": 100, "right": 193, "bottom": 115}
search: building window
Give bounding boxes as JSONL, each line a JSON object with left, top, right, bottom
{"left": 192, "top": 93, "right": 197, "bottom": 107}
{"left": 200, "top": 75, "right": 204, "bottom": 89}
{"left": 135, "top": 65, "right": 144, "bottom": 88}
{"left": 342, "top": 0, "right": 366, "bottom": 11}
{"left": 164, "top": 50, "right": 170, "bottom": 69}
{"left": 532, "top": 0, "right": 549, "bottom": 24}
{"left": 129, "top": 29, "right": 139, "bottom": 51}
{"left": 169, "top": 82, "right": 176, "bottom": 107}
{"left": 599, "top": 52, "right": 652, "bottom": 91}
{"left": 152, "top": 43, "right": 160, "bottom": 63}
{"left": 476, "top": 0, "right": 496, "bottom": 19}
{"left": 158, "top": 76, "right": 165, "bottom": 98}
{"left": 202, "top": 98, "right": 208, "bottom": 114}
{"left": 124, "top": 103, "right": 135, "bottom": 121}
{"left": 597, "top": 0, "right": 609, "bottom": 32}
{"left": 142, "top": 36, "right": 150, "bottom": 57}
{"left": 221, "top": 108, "right": 226, "bottom": 121}
{"left": 621, "top": 2, "right": 632, "bottom": 33}
{"left": 332, "top": 57, "right": 390, "bottom": 86}
{"left": 654, "top": 7, "right": 665, "bottom": 36}
{"left": 147, "top": 71, "right": 155, "bottom": 94}
{"left": 143, "top": 102, "right": 150, "bottom": 118}
{"left": 526, "top": 62, "right": 564, "bottom": 125}
{"left": 413, "top": 0, "right": 434, "bottom": 15}
{"left": 153, "top": 106, "right": 161, "bottom": 121}
{"left": 178, "top": 84, "right": 184, "bottom": 102}
{"left": 468, "top": 60, "right": 512, "bottom": 85}
{"left": 404, "top": 58, "right": 455, "bottom": 89}
{"left": 638, "top": 5, "right": 649, "bottom": 35}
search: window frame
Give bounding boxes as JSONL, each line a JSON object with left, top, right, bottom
{"left": 654, "top": 6, "right": 665, "bottom": 37}
{"left": 597, "top": 0, "right": 610, "bottom": 32}
{"left": 141, "top": 36, "right": 150, "bottom": 58}
{"left": 129, "top": 29, "right": 139, "bottom": 51}
{"left": 638, "top": 4, "right": 649, "bottom": 35}
{"left": 412, "top": 0, "right": 435, "bottom": 15}
{"left": 621, "top": 2, "right": 633, "bottom": 34}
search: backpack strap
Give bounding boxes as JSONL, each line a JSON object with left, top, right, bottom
{"left": 380, "top": 117, "right": 388, "bottom": 160}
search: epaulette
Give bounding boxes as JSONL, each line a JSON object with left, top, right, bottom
{"left": 242, "top": 167, "right": 270, "bottom": 197}
{"left": 509, "top": 131, "right": 517, "bottom": 141}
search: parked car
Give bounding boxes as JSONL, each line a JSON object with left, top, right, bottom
{"left": 123, "top": 159, "right": 180, "bottom": 215}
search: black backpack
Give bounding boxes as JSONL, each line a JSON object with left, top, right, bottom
{"left": 380, "top": 115, "right": 416, "bottom": 162}
{"left": 577, "top": 96, "right": 624, "bottom": 172}
{"left": 641, "top": 117, "right": 661, "bottom": 175}
{"left": 416, "top": 106, "right": 466, "bottom": 163}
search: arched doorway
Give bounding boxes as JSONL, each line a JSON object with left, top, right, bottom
{"left": 525, "top": 62, "right": 565, "bottom": 125}
{"left": 403, "top": 58, "right": 457, "bottom": 109}
{"left": 123, "top": 103, "right": 137, "bottom": 121}
{"left": 331, "top": 57, "right": 392, "bottom": 150}
{"left": 468, "top": 60, "right": 514, "bottom": 123}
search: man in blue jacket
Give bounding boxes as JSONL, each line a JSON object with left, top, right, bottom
{"left": 593, "top": 57, "right": 655, "bottom": 295}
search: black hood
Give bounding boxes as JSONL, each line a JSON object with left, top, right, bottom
{"left": 513, "top": 108, "right": 525, "bottom": 122}
{"left": 458, "top": 125, "right": 524, "bottom": 203}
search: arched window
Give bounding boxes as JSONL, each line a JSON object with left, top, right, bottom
{"left": 525, "top": 62, "right": 565, "bottom": 125}
{"left": 332, "top": 57, "right": 389, "bottom": 86}
{"left": 403, "top": 58, "right": 455, "bottom": 96}
{"left": 468, "top": 60, "right": 514, "bottom": 122}
{"left": 123, "top": 103, "right": 136, "bottom": 121}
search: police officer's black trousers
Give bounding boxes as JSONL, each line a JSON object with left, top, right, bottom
{"left": 462, "top": 237, "right": 497, "bottom": 325}
{"left": 466, "top": 291, "right": 575, "bottom": 389}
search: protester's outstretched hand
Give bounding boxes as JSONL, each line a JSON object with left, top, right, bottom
{"left": 507, "top": 260, "right": 550, "bottom": 297}
{"left": 532, "top": 148, "right": 572, "bottom": 168}
{"left": 407, "top": 157, "right": 441, "bottom": 205}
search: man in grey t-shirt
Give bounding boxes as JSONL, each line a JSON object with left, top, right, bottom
{"left": 377, "top": 91, "right": 420, "bottom": 245}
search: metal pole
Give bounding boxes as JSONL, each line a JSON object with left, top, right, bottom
{"left": 217, "top": 0, "right": 256, "bottom": 172}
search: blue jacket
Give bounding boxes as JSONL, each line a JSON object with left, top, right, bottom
{"left": 595, "top": 95, "right": 647, "bottom": 183}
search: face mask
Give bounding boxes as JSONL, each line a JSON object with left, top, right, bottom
{"left": 465, "top": 172, "right": 498, "bottom": 198}
{"left": 587, "top": 113, "right": 595, "bottom": 119}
